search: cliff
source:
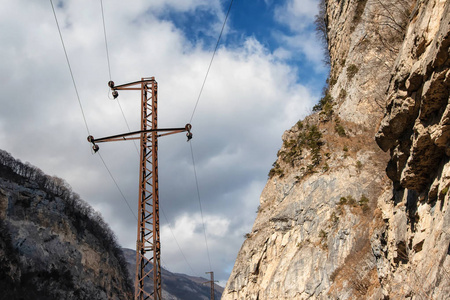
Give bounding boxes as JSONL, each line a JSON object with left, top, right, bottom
{"left": 0, "top": 149, "right": 133, "bottom": 300}
{"left": 223, "top": 0, "right": 450, "bottom": 299}
{"left": 374, "top": 0, "right": 450, "bottom": 297}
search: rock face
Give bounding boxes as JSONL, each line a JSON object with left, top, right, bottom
{"left": 0, "top": 150, "right": 133, "bottom": 300}
{"left": 374, "top": 0, "right": 450, "bottom": 298}
{"left": 223, "top": 0, "right": 450, "bottom": 299}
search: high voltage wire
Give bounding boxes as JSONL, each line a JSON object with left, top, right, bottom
{"left": 189, "top": 141, "right": 212, "bottom": 271}
{"left": 189, "top": 0, "right": 234, "bottom": 124}
{"left": 186, "top": 0, "right": 235, "bottom": 274}
{"left": 98, "top": 152, "right": 138, "bottom": 220}
{"left": 50, "top": 0, "right": 90, "bottom": 136}
{"left": 160, "top": 207, "right": 197, "bottom": 275}
{"left": 100, "top": 0, "right": 112, "bottom": 81}
{"left": 99, "top": 0, "right": 140, "bottom": 155}
{"left": 50, "top": 0, "right": 137, "bottom": 225}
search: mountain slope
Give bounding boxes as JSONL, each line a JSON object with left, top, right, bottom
{"left": 0, "top": 149, "right": 133, "bottom": 300}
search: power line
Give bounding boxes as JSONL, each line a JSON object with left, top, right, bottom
{"left": 189, "top": 0, "right": 234, "bottom": 123}
{"left": 186, "top": 1, "right": 236, "bottom": 274}
{"left": 189, "top": 141, "right": 212, "bottom": 271}
{"left": 99, "top": 0, "right": 140, "bottom": 155}
{"left": 50, "top": 0, "right": 90, "bottom": 135}
{"left": 100, "top": 0, "right": 112, "bottom": 81}
{"left": 98, "top": 152, "right": 138, "bottom": 220}
{"left": 160, "top": 207, "right": 197, "bottom": 276}
{"left": 51, "top": 0, "right": 138, "bottom": 223}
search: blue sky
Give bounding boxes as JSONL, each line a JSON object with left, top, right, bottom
{"left": 0, "top": 0, "right": 328, "bottom": 286}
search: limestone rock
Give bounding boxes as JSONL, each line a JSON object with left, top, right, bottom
{"left": 224, "top": 0, "right": 450, "bottom": 299}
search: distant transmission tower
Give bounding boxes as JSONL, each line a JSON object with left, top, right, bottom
{"left": 204, "top": 271, "right": 218, "bottom": 300}
{"left": 88, "top": 77, "right": 192, "bottom": 300}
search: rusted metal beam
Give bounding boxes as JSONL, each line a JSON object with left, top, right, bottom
{"left": 87, "top": 126, "right": 190, "bottom": 145}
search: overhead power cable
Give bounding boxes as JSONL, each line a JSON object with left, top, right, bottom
{"left": 100, "top": 0, "right": 112, "bottom": 81}
{"left": 189, "top": 0, "right": 234, "bottom": 123}
{"left": 99, "top": 0, "right": 140, "bottom": 155}
{"left": 50, "top": 0, "right": 90, "bottom": 136}
{"left": 160, "top": 207, "right": 197, "bottom": 275}
{"left": 98, "top": 152, "right": 138, "bottom": 220}
{"left": 189, "top": 141, "right": 212, "bottom": 271}
{"left": 51, "top": 0, "right": 138, "bottom": 224}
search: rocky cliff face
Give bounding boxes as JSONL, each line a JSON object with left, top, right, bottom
{"left": 223, "top": 0, "right": 450, "bottom": 299}
{"left": 374, "top": 0, "right": 450, "bottom": 297}
{"left": 0, "top": 150, "right": 133, "bottom": 300}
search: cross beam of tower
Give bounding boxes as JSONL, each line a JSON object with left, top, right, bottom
{"left": 87, "top": 77, "right": 192, "bottom": 300}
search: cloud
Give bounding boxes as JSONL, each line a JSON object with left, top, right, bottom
{"left": 0, "top": 0, "right": 325, "bottom": 285}
{"left": 274, "top": 0, "right": 319, "bottom": 31}
{"left": 271, "top": 0, "right": 327, "bottom": 72}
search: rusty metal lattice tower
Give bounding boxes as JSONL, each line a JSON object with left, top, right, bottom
{"left": 204, "top": 271, "right": 217, "bottom": 300}
{"left": 87, "top": 77, "right": 192, "bottom": 300}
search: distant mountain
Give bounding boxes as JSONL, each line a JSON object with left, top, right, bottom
{"left": 0, "top": 149, "right": 133, "bottom": 299}
{"left": 122, "top": 248, "right": 223, "bottom": 300}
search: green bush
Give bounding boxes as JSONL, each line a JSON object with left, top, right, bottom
{"left": 347, "top": 195, "right": 357, "bottom": 206}
{"left": 356, "top": 160, "right": 363, "bottom": 172}
{"left": 440, "top": 186, "right": 449, "bottom": 196}
{"left": 347, "top": 64, "right": 359, "bottom": 80}
{"left": 313, "top": 93, "right": 333, "bottom": 112}
{"left": 330, "top": 211, "right": 339, "bottom": 225}
{"left": 335, "top": 124, "right": 346, "bottom": 137}
{"left": 268, "top": 162, "right": 284, "bottom": 178}
{"left": 338, "top": 197, "right": 347, "bottom": 205}
{"left": 338, "top": 88, "right": 347, "bottom": 100}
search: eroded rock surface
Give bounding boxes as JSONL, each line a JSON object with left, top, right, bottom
{"left": 224, "top": 0, "right": 450, "bottom": 299}
{"left": 374, "top": 0, "right": 450, "bottom": 297}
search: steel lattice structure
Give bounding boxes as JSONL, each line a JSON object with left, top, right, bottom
{"left": 87, "top": 77, "right": 192, "bottom": 300}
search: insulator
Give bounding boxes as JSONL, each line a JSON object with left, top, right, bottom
{"left": 112, "top": 90, "right": 119, "bottom": 99}
{"left": 186, "top": 132, "right": 193, "bottom": 141}
{"left": 93, "top": 144, "right": 100, "bottom": 153}
{"left": 87, "top": 135, "right": 94, "bottom": 143}
{"left": 185, "top": 124, "right": 192, "bottom": 131}
{"left": 108, "top": 81, "right": 115, "bottom": 88}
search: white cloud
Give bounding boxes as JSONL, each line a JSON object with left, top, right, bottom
{"left": 271, "top": 0, "right": 327, "bottom": 70}
{"left": 0, "top": 0, "right": 323, "bottom": 285}
{"left": 274, "top": 0, "right": 319, "bottom": 31}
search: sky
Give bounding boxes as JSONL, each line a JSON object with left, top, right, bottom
{"left": 0, "top": 0, "right": 328, "bottom": 286}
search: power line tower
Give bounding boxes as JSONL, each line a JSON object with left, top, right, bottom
{"left": 204, "top": 271, "right": 218, "bottom": 300}
{"left": 87, "top": 77, "right": 192, "bottom": 300}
